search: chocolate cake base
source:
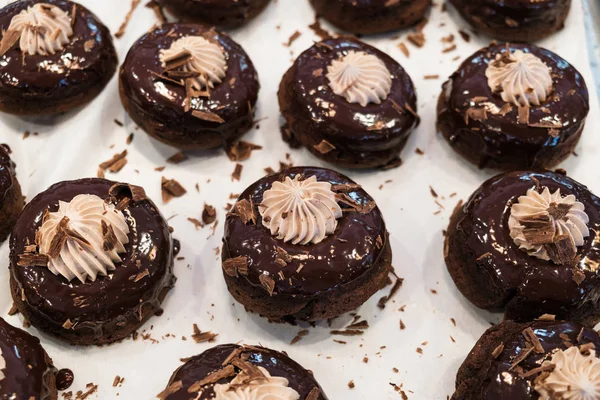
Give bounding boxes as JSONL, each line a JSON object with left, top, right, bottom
{"left": 448, "top": 0, "right": 571, "bottom": 42}
{"left": 309, "top": 0, "right": 431, "bottom": 35}
{"left": 160, "top": 0, "right": 271, "bottom": 29}
{"left": 223, "top": 237, "right": 392, "bottom": 322}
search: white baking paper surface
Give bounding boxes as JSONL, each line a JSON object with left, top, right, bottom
{"left": 0, "top": 0, "right": 597, "bottom": 398}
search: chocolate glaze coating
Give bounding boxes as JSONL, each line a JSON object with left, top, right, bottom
{"left": 445, "top": 171, "right": 600, "bottom": 326}
{"left": 309, "top": 0, "right": 431, "bottom": 35}
{"left": 223, "top": 167, "right": 391, "bottom": 320}
{"left": 9, "top": 178, "right": 176, "bottom": 345}
{"left": 119, "top": 23, "right": 259, "bottom": 150}
{"left": 0, "top": 144, "right": 22, "bottom": 242}
{"left": 0, "top": 317, "right": 57, "bottom": 400}
{"left": 162, "top": 344, "right": 328, "bottom": 400}
{"left": 449, "top": 0, "right": 571, "bottom": 42}
{"left": 453, "top": 320, "right": 600, "bottom": 400}
{"left": 159, "top": 0, "right": 271, "bottom": 29}
{"left": 437, "top": 43, "right": 588, "bottom": 170}
{"left": 0, "top": 0, "right": 118, "bottom": 115}
{"left": 278, "top": 37, "right": 418, "bottom": 169}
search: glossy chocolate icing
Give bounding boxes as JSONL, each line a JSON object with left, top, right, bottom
{"left": 159, "top": 0, "right": 271, "bottom": 28}
{"left": 283, "top": 37, "right": 418, "bottom": 165}
{"left": 0, "top": 317, "right": 56, "bottom": 400}
{"left": 438, "top": 43, "right": 588, "bottom": 169}
{"left": 9, "top": 178, "right": 176, "bottom": 342}
{"left": 119, "top": 23, "right": 259, "bottom": 148}
{"left": 0, "top": 144, "right": 16, "bottom": 211}
{"left": 162, "top": 344, "right": 328, "bottom": 400}
{"left": 482, "top": 321, "right": 600, "bottom": 399}
{"left": 454, "top": 171, "right": 600, "bottom": 320}
{"left": 223, "top": 167, "right": 387, "bottom": 296}
{"left": 0, "top": 0, "right": 117, "bottom": 106}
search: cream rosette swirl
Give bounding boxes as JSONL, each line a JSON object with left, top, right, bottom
{"left": 7, "top": 3, "right": 73, "bottom": 56}
{"left": 535, "top": 347, "right": 600, "bottom": 400}
{"left": 326, "top": 50, "right": 392, "bottom": 107}
{"left": 38, "top": 194, "right": 131, "bottom": 283}
{"left": 508, "top": 187, "right": 590, "bottom": 264}
{"left": 214, "top": 366, "right": 300, "bottom": 400}
{"left": 485, "top": 49, "right": 553, "bottom": 107}
{"left": 159, "top": 35, "right": 228, "bottom": 91}
{"left": 258, "top": 175, "right": 343, "bottom": 245}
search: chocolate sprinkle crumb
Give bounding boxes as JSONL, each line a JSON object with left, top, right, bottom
{"left": 202, "top": 204, "right": 217, "bottom": 225}
{"left": 222, "top": 256, "right": 248, "bottom": 277}
{"left": 161, "top": 177, "right": 187, "bottom": 204}
{"left": 259, "top": 274, "right": 275, "bottom": 296}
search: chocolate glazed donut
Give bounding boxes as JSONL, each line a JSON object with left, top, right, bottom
{"left": 453, "top": 320, "right": 600, "bottom": 400}
{"left": 160, "top": 344, "right": 328, "bottom": 399}
{"left": 0, "top": 317, "right": 58, "bottom": 400}
{"left": 9, "top": 178, "right": 177, "bottom": 346}
{"left": 222, "top": 167, "right": 392, "bottom": 322}
{"left": 158, "top": 0, "right": 271, "bottom": 29}
{"left": 449, "top": 0, "right": 571, "bottom": 42}
{"left": 445, "top": 171, "right": 600, "bottom": 326}
{"left": 0, "top": 144, "right": 23, "bottom": 243}
{"left": 279, "top": 37, "right": 418, "bottom": 169}
{"left": 437, "top": 43, "right": 588, "bottom": 170}
{"left": 119, "top": 23, "right": 259, "bottom": 150}
{"left": 0, "top": 0, "right": 118, "bottom": 116}
{"left": 309, "top": 0, "right": 431, "bottom": 35}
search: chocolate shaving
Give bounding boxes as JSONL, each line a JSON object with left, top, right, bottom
{"left": 226, "top": 141, "right": 263, "bottom": 161}
{"left": 509, "top": 346, "right": 534, "bottom": 370}
{"left": 0, "top": 29, "right": 21, "bottom": 57}
{"left": 109, "top": 183, "right": 147, "bottom": 202}
{"left": 572, "top": 267, "right": 586, "bottom": 285}
{"left": 520, "top": 214, "right": 555, "bottom": 245}
{"left": 187, "top": 365, "right": 236, "bottom": 393}
{"left": 332, "top": 184, "right": 361, "bottom": 192}
{"left": 377, "top": 273, "right": 403, "bottom": 309}
{"left": 166, "top": 151, "right": 188, "bottom": 164}
{"left": 102, "top": 220, "right": 119, "bottom": 252}
{"left": 545, "top": 234, "right": 577, "bottom": 265}
{"left": 222, "top": 256, "right": 248, "bottom": 277}
{"left": 308, "top": 18, "right": 333, "bottom": 41}
{"left": 331, "top": 329, "right": 364, "bottom": 336}
{"left": 191, "top": 323, "right": 218, "bottom": 343}
{"left": 191, "top": 109, "right": 224, "bottom": 123}
{"left": 161, "top": 177, "right": 187, "bottom": 204}
{"left": 115, "top": 0, "right": 141, "bottom": 38}
{"left": 231, "top": 163, "right": 243, "bottom": 181}
{"left": 285, "top": 30, "right": 301, "bottom": 47}
{"left": 335, "top": 193, "right": 376, "bottom": 214}
{"left": 202, "top": 203, "right": 217, "bottom": 225}
{"left": 157, "top": 381, "right": 183, "bottom": 399}
{"left": 48, "top": 217, "right": 70, "bottom": 258}
{"left": 521, "top": 364, "right": 555, "bottom": 379}
{"left": 290, "top": 329, "right": 309, "bottom": 345}
{"left": 306, "top": 388, "right": 320, "bottom": 400}
{"left": 233, "top": 199, "right": 256, "bottom": 225}
{"left": 259, "top": 274, "right": 275, "bottom": 296}
{"left": 547, "top": 202, "right": 572, "bottom": 221}
{"left": 134, "top": 269, "right": 150, "bottom": 282}
{"left": 313, "top": 140, "right": 336, "bottom": 154}
{"left": 517, "top": 105, "right": 530, "bottom": 124}
{"left": 145, "top": 0, "right": 167, "bottom": 23}
{"left": 17, "top": 253, "right": 49, "bottom": 267}
{"left": 99, "top": 150, "right": 128, "bottom": 173}
{"left": 522, "top": 327, "right": 545, "bottom": 354}
{"left": 491, "top": 343, "right": 504, "bottom": 359}
{"left": 62, "top": 319, "right": 74, "bottom": 329}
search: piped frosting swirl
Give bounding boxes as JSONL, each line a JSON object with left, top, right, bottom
{"left": 259, "top": 175, "right": 343, "bottom": 245}
{"left": 160, "top": 36, "right": 227, "bottom": 91}
{"left": 535, "top": 347, "right": 600, "bottom": 400}
{"left": 326, "top": 50, "right": 392, "bottom": 107}
{"left": 508, "top": 187, "right": 589, "bottom": 265}
{"left": 38, "top": 194, "right": 130, "bottom": 283}
{"left": 7, "top": 3, "right": 73, "bottom": 56}
{"left": 486, "top": 49, "right": 553, "bottom": 107}
{"left": 214, "top": 366, "right": 300, "bottom": 400}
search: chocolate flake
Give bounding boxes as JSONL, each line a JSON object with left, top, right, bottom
{"left": 520, "top": 214, "right": 555, "bottom": 245}
{"left": 231, "top": 163, "right": 243, "bottom": 181}
{"left": 157, "top": 380, "right": 183, "bottom": 399}
{"left": 233, "top": 199, "right": 256, "bottom": 225}
{"left": 545, "top": 234, "right": 577, "bottom": 265}
{"left": 518, "top": 105, "right": 530, "bottom": 124}
{"left": 572, "top": 267, "right": 586, "bottom": 285}
{"left": 62, "top": 319, "right": 74, "bottom": 329}
{"left": 0, "top": 29, "right": 21, "bottom": 57}
{"left": 259, "top": 274, "right": 275, "bottom": 296}
{"left": 285, "top": 30, "right": 302, "bottom": 47}
{"left": 134, "top": 269, "right": 150, "bottom": 282}
{"left": 222, "top": 256, "right": 248, "bottom": 277}
{"left": 109, "top": 183, "right": 147, "bottom": 202}
{"left": 191, "top": 109, "right": 224, "bottom": 123}
{"left": 335, "top": 193, "right": 376, "bottom": 214}
{"left": 332, "top": 184, "right": 361, "bottom": 192}
{"left": 161, "top": 177, "right": 187, "bottom": 204}
{"left": 290, "top": 329, "right": 309, "bottom": 345}
{"left": 377, "top": 273, "right": 403, "bottom": 309}
{"left": 187, "top": 364, "right": 236, "bottom": 393}
{"left": 308, "top": 18, "right": 333, "bottom": 40}
{"left": 99, "top": 150, "right": 128, "bottom": 173}
{"left": 226, "top": 141, "right": 263, "bottom": 161}
{"left": 166, "top": 151, "right": 188, "bottom": 164}
{"left": 202, "top": 203, "right": 217, "bottom": 225}
{"left": 101, "top": 220, "right": 119, "bottom": 252}
{"left": 191, "top": 323, "right": 218, "bottom": 343}
{"left": 306, "top": 388, "right": 320, "bottom": 400}
{"left": 397, "top": 42, "right": 409, "bottom": 57}
{"left": 522, "top": 327, "right": 545, "bottom": 354}
{"left": 115, "top": 0, "right": 141, "bottom": 39}
{"left": 313, "top": 140, "right": 336, "bottom": 154}
{"left": 17, "top": 253, "right": 49, "bottom": 267}
{"left": 510, "top": 346, "right": 534, "bottom": 370}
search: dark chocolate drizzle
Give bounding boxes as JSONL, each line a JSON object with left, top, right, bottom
{"left": 119, "top": 23, "right": 259, "bottom": 147}
{"left": 0, "top": 0, "right": 117, "bottom": 102}
{"left": 286, "top": 37, "right": 418, "bottom": 164}
{"left": 223, "top": 167, "right": 387, "bottom": 296}
{"left": 162, "top": 344, "right": 328, "bottom": 400}
{"left": 455, "top": 171, "right": 600, "bottom": 320}
{"left": 438, "top": 43, "right": 588, "bottom": 168}
{"left": 482, "top": 321, "right": 600, "bottom": 399}
{"left": 9, "top": 178, "right": 176, "bottom": 342}
{"left": 0, "top": 317, "right": 56, "bottom": 400}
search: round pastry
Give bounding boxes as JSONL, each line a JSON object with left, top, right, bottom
{"left": 437, "top": 43, "right": 588, "bottom": 170}
{"left": 159, "top": 344, "right": 328, "bottom": 399}
{"left": 0, "top": 0, "right": 118, "bottom": 116}
{"left": 278, "top": 37, "right": 419, "bottom": 169}
{"left": 445, "top": 170, "right": 600, "bottom": 326}
{"left": 309, "top": 0, "right": 431, "bottom": 35}
{"left": 448, "top": 0, "right": 571, "bottom": 42}
{"left": 158, "top": 0, "right": 271, "bottom": 29}
{"left": 0, "top": 144, "right": 23, "bottom": 243}
{"left": 0, "top": 317, "right": 58, "bottom": 400}
{"left": 222, "top": 167, "right": 392, "bottom": 322}
{"left": 9, "top": 178, "right": 177, "bottom": 346}
{"left": 452, "top": 319, "right": 600, "bottom": 399}
{"left": 119, "top": 23, "right": 259, "bottom": 150}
